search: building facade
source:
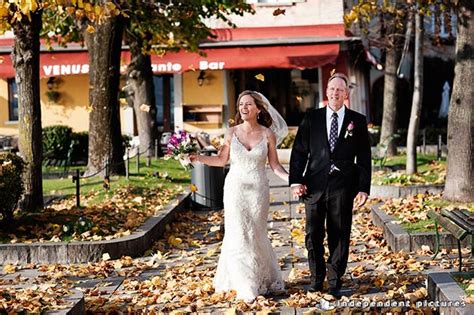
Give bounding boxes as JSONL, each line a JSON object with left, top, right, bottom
{"left": 0, "top": 0, "right": 370, "bottom": 139}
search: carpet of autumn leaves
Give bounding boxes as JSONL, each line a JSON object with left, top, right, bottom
{"left": 0, "top": 183, "right": 183, "bottom": 244}
{"left": 1, "top": 194, "right": 471, "bottom": 313}
{"left": 381, "top": 193, "right": 474, "bottom": 232}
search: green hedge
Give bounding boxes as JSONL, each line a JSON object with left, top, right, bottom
{"left": 0, "top": 152, "right": 25, "bottom": 222}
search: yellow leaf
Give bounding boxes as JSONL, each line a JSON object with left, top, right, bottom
{"left": 206, "top": 248, "right": 217, "bottom": 257}
{"left": 255, "top": 73, "right": 265, "bottom": 81}
{"left": 113, "top": 260, "right": 122, "bottom": 270}
{"left": 86, "top": 24, "right": 95, "bottom": 33}
{"left": 151, "top": 276, "right": 161, "bottom": 286}
{"left": 3, "top": 264, "right": 16, "bottom": 274}
{"left": 168, "top": 235, "right": 183, "bottom": 247}
{"left": 106, "top": 2, "right": 116, "bottom": 11}
{"left": 94, "top": 4, "right": 101, "bottom": 15}
{"left": 84, "top": 2, "right": 92, "bottom": 12}
{"left": 374, "top": 277, "right": 385, "bottom": 287}
{"left": 0, "top": 6, "right": 9, "bottom": 18}
{"left": 102, "top": 253, "right": 111, "bottom": 261}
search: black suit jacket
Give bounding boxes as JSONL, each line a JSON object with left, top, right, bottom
{"left": 289, "top": 106, "right": 372, "bottom": 204}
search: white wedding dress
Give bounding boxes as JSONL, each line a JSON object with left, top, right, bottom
{"left": 213, "top": 134, "right": 284, "bottom": 301}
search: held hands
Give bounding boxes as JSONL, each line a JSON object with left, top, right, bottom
{"left": 291, "top": 184, "right": 307, "bottom": 199}
{"left": 354, "top": 192, "right": 368, "bottom": 208}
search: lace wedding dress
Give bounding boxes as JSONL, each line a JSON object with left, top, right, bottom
{"left": 213, "top": 134, "right": 284, "bottom": 301}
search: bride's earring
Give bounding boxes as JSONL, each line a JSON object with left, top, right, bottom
{"left": 257, "top": 112, "right": 260, "bottom": 119}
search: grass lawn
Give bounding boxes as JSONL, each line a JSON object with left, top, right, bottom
{"left": 453, "top": 273, "right": 474, "bottom": 296}
{"left": 43, "top": 157, "right": 190, "bottom": 205}
{"left": 1, "top": 158, "right": 191, "bottom": 243}
{"left": 372, "top": 154, "right": 446, "bottom": 186}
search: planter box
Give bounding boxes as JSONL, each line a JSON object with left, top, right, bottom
{"left": 371, "top": 204, "right": 470, "bottom": 252}
{"left": 370, "top": 184, "right": 444, "bottom": 199}
{"left": 0, "top": 192, "right": 191, "bottom": 264}
{"left": 428, "top": 272, "right": 474, "bottom": 315}
{"left": 277, "top": 148, "right": 292, "bottom": 164}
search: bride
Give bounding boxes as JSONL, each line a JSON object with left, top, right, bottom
{"left": 190, "top": 90, "right": 289, "bottom": 302}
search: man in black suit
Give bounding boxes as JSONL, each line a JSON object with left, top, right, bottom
{"left": 289, "top": 73, "right": 371, "bottom": 297}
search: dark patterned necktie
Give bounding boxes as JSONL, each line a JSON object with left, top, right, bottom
{"left": 329, "top": 112, "right": 338, "bottom": 173}
{"left": 329, "top": 112, "right": 338, "bottom": 152}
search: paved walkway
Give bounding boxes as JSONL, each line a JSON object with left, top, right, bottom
{"left": 0, "top": 167, "right": 467, "bottom": 313}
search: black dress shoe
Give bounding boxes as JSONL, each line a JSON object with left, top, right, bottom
{"left": 328, "top": 287, "right": 342, "bottom": 298}
{"left": 308, "top": 283, "right": 324, "bottom": 292}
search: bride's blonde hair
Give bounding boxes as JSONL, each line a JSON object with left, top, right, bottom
{"left": 234, "top": 90, "right": 273, "bottom": 127}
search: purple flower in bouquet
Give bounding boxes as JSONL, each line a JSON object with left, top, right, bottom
{"left": 164, "top": 130, "right": 199, "bottom": 170}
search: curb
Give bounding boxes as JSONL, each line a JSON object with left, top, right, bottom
{"left": 0, "top": 192, "right": 191, "bottom": 264}
{"left": 427, "top": 272, "right": 474, "bottom": 315}
{"left": 370, "top": 204, "right": 465, "bottom": 252}
{"left": 46, "top": 289, "right": 85, "bottom": 315}
{"left": 370, "top": 184, "right": 444, "bottom": 199}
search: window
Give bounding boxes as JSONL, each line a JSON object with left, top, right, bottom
{"left": 8, "top": 78, "right": 18, "bottom": 121}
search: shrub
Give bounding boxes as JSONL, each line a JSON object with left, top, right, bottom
{"left": 70, "top": 131, "right": 89, "bottom": 164}
{"left": 42, "top": 125, "right": 73, "bottom": 161}
{"left": 0, "top": 152, "right": 25, "bottom": 222}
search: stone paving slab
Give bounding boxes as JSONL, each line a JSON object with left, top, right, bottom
{"left": 2, "top": 166, "right": 472, "bottom": 313}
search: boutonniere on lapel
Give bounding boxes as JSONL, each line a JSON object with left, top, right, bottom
{"left": 344, "top": 121, "right": 354, "bottom": 138}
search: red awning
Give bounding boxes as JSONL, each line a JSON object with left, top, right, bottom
{"left": 0, "top": 24, "right": 345, "bottom": 78}
{"left": 0, "top": 43, "right": 339, "bottom": 78}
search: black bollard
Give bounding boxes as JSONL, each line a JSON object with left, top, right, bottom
{"left": 155, "top": 139, "right": 159, "bottom": 159}
{"left": 72, "top": 169, "right": 80, "bottom": 208}
{"left": 437, "top": 135, "right": 442, "bottom": 160}
{"left": 136, "top": 148, "right": 140, "bottom": 174}
{"left": 125, "top": 148, "right": 130, "bottom": 180}
{"left": 422, "top": 129, "right": 426, "bottom": 154}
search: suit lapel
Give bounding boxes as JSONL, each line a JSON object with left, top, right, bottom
{"left": 320, "top": 107, "right": 330, "bottom": 150}
{"left": 335, "top": 107, "right": 352, "bottom": 151}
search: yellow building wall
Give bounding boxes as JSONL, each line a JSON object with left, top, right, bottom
{"left": 0, "top": 75, "right": 128, "bottom": 135}
{"left": 0, "top": 79, "right": 17, "bottom": 135}
{"left": 183, "top": 70, "right": 225, "bottom": 104}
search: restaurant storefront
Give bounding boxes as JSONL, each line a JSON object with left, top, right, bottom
{"left": 0, "top": 23, "right": 368, "bottom": 136}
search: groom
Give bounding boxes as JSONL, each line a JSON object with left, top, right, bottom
{"left": 289, "top": 73, "right": 371, "bottom": 297}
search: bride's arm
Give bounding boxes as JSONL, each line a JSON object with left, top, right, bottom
{"left": 189, "top": 128, "right": 232, "bottom": 167}
{"left": 267, "top": 130, "right": 289, "bottom": 183}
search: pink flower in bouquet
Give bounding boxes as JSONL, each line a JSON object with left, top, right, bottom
{"left": 344, "top": 121, "right": 354, "bottom": 138}
{"left": 164, "top": 130, "right": 199, "bottom": 170}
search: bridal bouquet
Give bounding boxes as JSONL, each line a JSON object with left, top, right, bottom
{"left": 164, "top": 130, "right": 199, "bottom": 170}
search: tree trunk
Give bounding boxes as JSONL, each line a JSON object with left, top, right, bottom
{"left": 12, "top": 11, "right": 44, "bottom": 212}
{"left": 406, "top": 9, "right": 423, "bottom": 174}
{"left": 124, "top": 37, "right": 157, "bottom": 156}
{"left": 84, "top": 15, "right": 125, "bottom": 176}
{"left": 379, "top": 48, "right": 400, "bottom": 156}
{"left": 445, "top": 0, "right": 474, "bottom": 201}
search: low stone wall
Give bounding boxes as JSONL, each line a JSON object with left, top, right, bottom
{"left": 0, "top": 192, "right": 190, "bottom": 264}
{"left": 428, "top": 272, "right": 474, "bottom": 315}
{"left": 370, "top": 184, "right": 444, "bottom": 199}
{"left": 370, "top": 204, "right": 467, "bottom": 252}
